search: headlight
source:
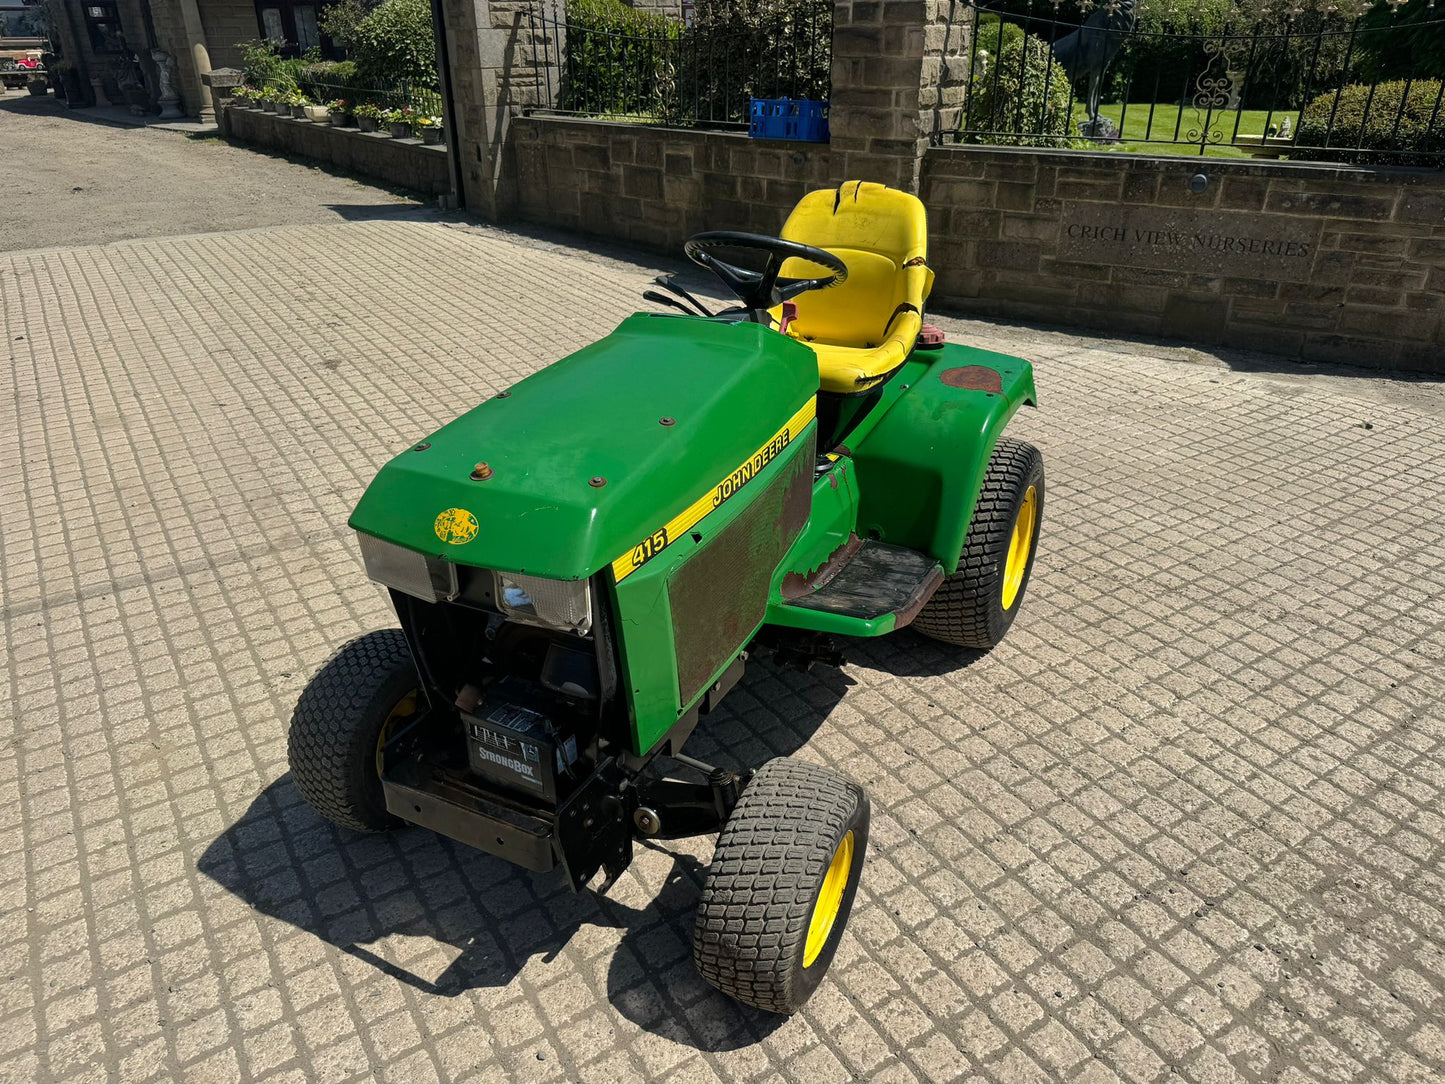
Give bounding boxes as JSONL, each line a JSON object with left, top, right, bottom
{"left": 496, "top": 572, "right": 592, "bottom": 635}
{"left": 356, "top": 532, "right": 459, "bottom": 602}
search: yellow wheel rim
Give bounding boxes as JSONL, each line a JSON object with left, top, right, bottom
{"left": 375, "top": 690, "right": 418, "bottom": 775}
{"left": 1001, "top": 485, "right": 1037, "bottom": 612}
{"left": 804, "top": 830, "right": 855, "bottom": 968}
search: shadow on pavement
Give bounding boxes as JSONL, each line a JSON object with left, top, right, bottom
{"left": 197, "top": 656, "right": 852, "bottom": 1050}
{"left": 843, "top": 627, "right": 990, "bottom": 679}
{"left": 0, "top": 94, "right": 121, "bottom": 126}
{"left": 927, "top": 297, "right": 1444, "bottom": 384}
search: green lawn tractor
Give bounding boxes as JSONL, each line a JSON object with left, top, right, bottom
{"left": 288, "top": 180, "right": 1043, "bottom": 1014}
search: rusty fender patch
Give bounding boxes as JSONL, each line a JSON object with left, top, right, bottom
{"left": 939, "top": 365, "right": 1004, "bottom": 394}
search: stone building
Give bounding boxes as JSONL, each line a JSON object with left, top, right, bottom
{"left": 46, "top": 0, "right": 333, "bottom": 119}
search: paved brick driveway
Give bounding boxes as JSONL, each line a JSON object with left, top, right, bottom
{"left": 3, "top": 215, "right": 1443, "bottom": 1084}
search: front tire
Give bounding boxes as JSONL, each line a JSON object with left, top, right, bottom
{"left": 288, "top": 629, "right": 419, "bottom": 831}
{"left": 693, "top": 758, "right": 869, "bottom": 1014}
{"left": 914, "top": 438, "right": 1044, "bottom": 649}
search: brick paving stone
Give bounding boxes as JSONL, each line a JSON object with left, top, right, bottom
{"left": 2, "top": 214, "right": 1443, "bottom": 1083}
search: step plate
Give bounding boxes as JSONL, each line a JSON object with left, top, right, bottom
{"left": 785, "top": 540, "right": 944, "bottom": 624}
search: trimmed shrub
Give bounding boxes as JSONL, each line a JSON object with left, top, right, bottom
{"left": 973, "top": 13, "right": 1025, "bottom": 68}
{"left": 1293, "top": 79, "right": 1444, "bottom": 167}
{"left": 351, "top": 0, "right": 438, "bottom": 88}
{"left": 561, "top": 0, "right": 681, "bottom": 118}
{"left": 965, "top": 37, "right": 1076, "bottom": 148}
{"left": 295, "top": 60, "right": 360, "bottom": 102}
{"left": 680, "top": 0, "right": 831, "bottom": 124}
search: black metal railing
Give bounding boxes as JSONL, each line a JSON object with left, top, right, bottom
{"left": 525, "top": 0, "right": 831, "bottom": 129}
{"left": 944, "top": 2, "right": 1445, "bottom": 164}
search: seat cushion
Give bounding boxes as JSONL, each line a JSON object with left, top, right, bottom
{"left": 780, "top": 248, "right": 904, "bottom": 347}
{"left": 810, "top": 309, "right": 922, "bottom": 395}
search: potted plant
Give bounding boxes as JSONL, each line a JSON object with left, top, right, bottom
{"left": 289, "top": 90, "right": 309, "bottom": 119}
{"left": 327, "top": 99, "right": 352, "bottom": 127}
{"left": 385, "top": 107, "right": 414, "bottom": 139}
{"left": 353, "top": 101, "right": 383, "bottom": 133}
{"left": 229, "top": 85, "right": 253, "bottom": 108}
{"left": 261, "top": 88, "right": 280, "bottom": 112}
{"left": 412, "top": 114, "right": 444, "bottom": 145}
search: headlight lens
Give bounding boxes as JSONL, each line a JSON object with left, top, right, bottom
{"left": 356, "top": 532, "right": 459, "bottom": 602}
{"left": 496, "top": 572, "right": 592, "bottom": 635}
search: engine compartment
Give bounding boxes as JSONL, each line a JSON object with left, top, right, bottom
{"left": 389, "top": 569, "right": 613, "bottom": 816}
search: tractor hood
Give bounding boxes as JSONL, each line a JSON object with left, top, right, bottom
{"left": 350, "top": 313, "right": 819, "bottom": 580}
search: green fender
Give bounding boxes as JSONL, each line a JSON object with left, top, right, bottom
{"left": 848, "top": 343, "right": 1037, "bottom": 573}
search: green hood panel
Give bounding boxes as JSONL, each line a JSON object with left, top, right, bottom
{"left": 350, "top": 314, "right": 819, "bottom": 579}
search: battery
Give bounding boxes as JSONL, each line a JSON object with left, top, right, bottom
{"left": 464, "top": 691, "right": 578, "bottom": 804}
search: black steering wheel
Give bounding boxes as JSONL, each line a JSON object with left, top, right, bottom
{"left": 683, "top": 231, "right": 848, "bottom": 315}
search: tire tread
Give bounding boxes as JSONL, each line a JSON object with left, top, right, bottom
{"left": 914, "top": 438, "right": 1044, "bottom": 649}
{"left": 693, "top": 758, "right": 866, "bottom": 1014}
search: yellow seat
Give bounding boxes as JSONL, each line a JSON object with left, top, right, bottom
{"left": 776, "top": 181, "right": 935, "bottom": 395}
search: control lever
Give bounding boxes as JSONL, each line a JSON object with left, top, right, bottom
{"left": 653, "top": 275, "right": 715, "bottom": 318}
{"left": 643, "top": 290, "right": 699, "bottom": 316}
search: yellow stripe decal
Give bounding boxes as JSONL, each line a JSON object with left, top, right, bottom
{"left": 612, "top": 398, "right": 816, "bottom": 583}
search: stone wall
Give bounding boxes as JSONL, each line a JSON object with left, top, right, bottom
{"left": 511, "top": 116, "right": 827, "bottom": 249}
{"left": 224, "top": 104, "right": 453, "bottom": 195}
{"left": 198, "top": 0, "right": 259, "bottom": 71}
{"left": 921, "top": 147, "right": 1444, "bottom": 371}
{"left": 510, "top": 116, "right": 1443, "bottom": 371}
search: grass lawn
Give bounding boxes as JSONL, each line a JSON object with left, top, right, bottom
{"left": 1077, "top": 102, "right": 1302, "bottom": 159}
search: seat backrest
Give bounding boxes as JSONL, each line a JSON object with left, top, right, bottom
{"left": 778, "top": 181, "right": 933, "bottom": 347}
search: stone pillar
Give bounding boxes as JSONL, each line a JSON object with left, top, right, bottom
{"left": 175, "top": 0, "right": 215, "bottom": 121}
{"left": 440, "top": 0, "right": 557, "bottom": 218}
{"left": 202, "top": 67, "right": 242, "bottom": 133}
{"left": 826, "top": 0, "right": 972, "bottom": 193}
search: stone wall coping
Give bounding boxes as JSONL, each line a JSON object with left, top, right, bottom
{"left": 929, "top": 143, "right": 1445, "bottom": 187}
{"left": 203, "top": 68, "right": 243, "bottom": 88}
{"left": 229, "top": 103, "right": 449, "bottom": 156}
{"left": 516, "top": 114, "right": 805, "bottom": 149}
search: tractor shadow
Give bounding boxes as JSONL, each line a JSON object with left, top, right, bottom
{"left": 841, "top": 626, "right": 991, "bottom": 679}
{"left": 197, "top": 658, "right": 851, "bottom": 1050}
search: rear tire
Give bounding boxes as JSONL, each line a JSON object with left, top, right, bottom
{"left": 693, "top": 757, "right": 869, "bottom": 1014}
{"left": 914, "top": 438, "right": 1044, "bottom": 649}
{"left": 288, "top": 629, "right": 419, "bottom": 831}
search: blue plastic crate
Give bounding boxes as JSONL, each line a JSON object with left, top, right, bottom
{"left": 748, "top": 98, "right": 829, "bottom": 143}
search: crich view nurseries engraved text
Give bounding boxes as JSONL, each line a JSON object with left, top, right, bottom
{"left": 1056, "top": 202, "right": 1322, "bottom": 281}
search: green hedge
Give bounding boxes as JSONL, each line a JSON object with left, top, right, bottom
{"left": 351, "top": 0, "right": 438, "bottom": 89}
{"left": 560, "top": 0, "right": 680, "bottom": 118}
{"left": 1293, "top": 79, "right": 1444, "bottom": 167}
{"left": 559, "top": 0, "right": 829, "bottom": 124}
{"left": 964, "top": 37, "right": 1076, "bottom": 148}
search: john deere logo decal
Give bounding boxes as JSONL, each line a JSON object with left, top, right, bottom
{"left": 611, "top": 397, "right": 816, "bottom": 583}
{"left": 434, "top": 508, "right": 478, "bottom": 545}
